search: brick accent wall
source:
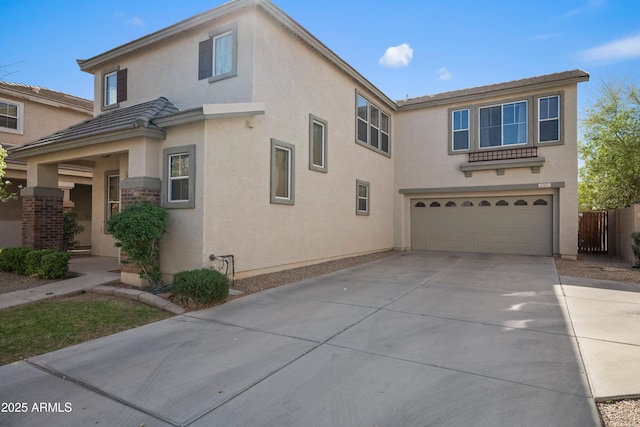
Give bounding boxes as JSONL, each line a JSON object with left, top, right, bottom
{"left": 21, "top": 187, "right": 64, "bottom": 250}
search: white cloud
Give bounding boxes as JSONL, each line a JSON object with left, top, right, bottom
{"left": 564, "top": 0, "right": 604, "bottom": 17}
{"left": 580, "top": 34, "right": 640, "bottom": 62}
{"left": 529, "top": 33, "right": 560, "bottom": 41}
{"left": 379, "top": 43, "right": 414, "bottom": 68}
{"left": 127, "top": 17, "right": 145, "bottom": 27}
{"left": 438, "top": 67, "right": 453, "bottom": 80}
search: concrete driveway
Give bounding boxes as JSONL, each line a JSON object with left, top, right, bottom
{"left": 0, "top": 252, "right": 601, "bottom": 426}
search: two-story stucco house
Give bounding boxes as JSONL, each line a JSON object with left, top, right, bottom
{"left": 10, "top": 0, "right": 588, "bottom": 285}
{"left": 0, "top": 82, "right": 93, "bottom": 248}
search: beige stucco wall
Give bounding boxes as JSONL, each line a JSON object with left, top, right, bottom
{"left": 157, "top": 121, "right": 206, "bottom": 277}
{"left": 611, "top": 205, "right": 640, "bottom": 265}
{"left": 193, "top": 10, "right": 394, "bottom": 277}
{"left": 393, "top": 85, "right": 580, "bottom": 258}
{"left": 89, "top": 10, "right": 255, "bottom": 115}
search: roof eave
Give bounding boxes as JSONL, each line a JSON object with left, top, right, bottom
{"left": 10, "top": 127, "right": 166, "bottom": 159}
{"left": 77, "top": 0, "right": 254, "bottom": 73}
{"left": 398, "top": 71, "right": 590, "bottom": 111}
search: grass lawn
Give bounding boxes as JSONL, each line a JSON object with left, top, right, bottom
{"left": 0, "top": 293, "right": 174, "bottom": 366}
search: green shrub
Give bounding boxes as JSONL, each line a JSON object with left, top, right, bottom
{"left": 172, "top": 269, "right": 229, "bottom": 303}
{"left": 39, "top": 251, "right": 70, "bottom": 279}
{"left": 0, "top": 247, "right": 31, "bottom": 274}
{"left": 106, "top": 202, "right": 168, "bottom": 287}
{"left": 25, "top": 249, "right": 58, "bottom": 276}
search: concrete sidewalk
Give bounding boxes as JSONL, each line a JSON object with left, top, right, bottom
{"left": 0, "top": 256, "right": 120, "bottom": 310}
{"left": 559, "top": 275, "right": 640, "bottom": 400}
{"left": 0, "top": 252, "right": 638, "bottom": 426}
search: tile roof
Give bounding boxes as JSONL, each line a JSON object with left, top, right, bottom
{"left": 0, "top": 81, "right": 93, "bottom": 111}
{"left": 397, "top": 69, "right": 590, "bottom": 108}
{"left": 18, "top": 97, "right": 179, "bottom": 149}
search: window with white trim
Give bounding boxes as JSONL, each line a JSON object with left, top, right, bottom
{"left": 169, "top": 153, "right": 190, "bottom": 202}
{"left": 539, "top": 95, "right": 560, "bottom": 142}
{"left": 271, "top": 139, "right": 295, "bottom": 205}
{"left": 356, "top": 94, "right": 390, "bottom": 155}
{"left": 0, "top": 99, "right": 22, "bottom": 134}
{"left": 309, "top": 115, "right": 327, "bottom": 172}
{"left": 102, "top": 68, "right": 127, "bottom": 109}
{"left": 162, "top": 145, "right": 196, "bottom": 209}
{"left": 356, "top": 180, "right": 370, "bottom": 215}
{"left": 106, "top": 172, "right": 120, "bottom": 224}
{"left": 480, "top": 101, "right": 527, "bottom": 148}
{"left": 199, "top": 24, "right": 238, "bottom": 83}
{"left": 452, "top": 109, "right": 469, "bottom": 151}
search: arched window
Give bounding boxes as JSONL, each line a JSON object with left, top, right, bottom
{"left": 445, "top": 201, "right": 457, "bottom": 207}
{"left": 496, "top": 200, "right": 509, "bottom": 206}
{"left": 415, "top": 202, "right": 426, "bottom": 207}
{"left": 534, "top": 199, "right": 548, "bottom": 206}
{"left": 515, "top": 199, "right": 528, "bottom": 206}
{"left": 479, "top": 200, "right": 491, "bottom": 206}
{"left": 462, "top": 200, "right": 473, "bottom": 207}
{"left": 429, "top": 201, "right": 441, "bottom": 207}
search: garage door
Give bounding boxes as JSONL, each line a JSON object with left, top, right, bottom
{"left": 411, "top": 195, "right": 552, "bottom": 256}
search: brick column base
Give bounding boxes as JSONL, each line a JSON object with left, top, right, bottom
{"left": 119, "top": 177, "right": 162, "bottom": 286}
{"left": 21, "top": 187, "right": 64, "bottom": 250}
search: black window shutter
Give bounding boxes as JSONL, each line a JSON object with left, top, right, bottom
{"left": 117, "top": 68, "right": 127, "bottom": 102}
{"left": 198, "top": 38, "right": 213, "bottom": 80}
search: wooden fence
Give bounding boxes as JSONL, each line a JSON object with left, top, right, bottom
{"left": 578, "top": 211, "right": 608, "bottom": 254}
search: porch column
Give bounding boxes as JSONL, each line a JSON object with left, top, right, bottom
{"left": 119, "top": 177, "right": 162, "bottom": 285}
{"left": 21, "top": 163, "right": 64, "bottom": 250}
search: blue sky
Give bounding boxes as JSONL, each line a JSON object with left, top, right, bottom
{"left": 3, "top": 0, "right": 640, "bottom": 118}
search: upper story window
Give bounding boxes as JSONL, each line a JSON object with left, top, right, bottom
{"left": 452, "top": 109, "right": 469, "bottom": 151}
{"left": 0, "top": 99, "right": 23, "bottom": 134}
{"left": 356, "top": 93, "right": 390, "bottom": 156}
{"left": 448, "top": 93, "right": 564, "bottom": 155}
{"left": 539, "top": 95, "right": 560, "bottom": 142}
{"left": 479, "top": 101, "right": 527, "bottom": 148}
{"left": 309, "top": 114, "right": 328, "bottom": 172}
{"left": 101, "top": 67, "right": 127, "bottom": 110}
{"left": 199, "top": 24, "right": 238, "bottom": 83}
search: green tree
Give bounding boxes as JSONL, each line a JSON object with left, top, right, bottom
{"left": 579, "top": 79, "right": 640, "bottom": 210}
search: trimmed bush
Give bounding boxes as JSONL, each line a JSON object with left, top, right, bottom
{"left": 25, "top": 249, "right": 58, "bottom": 276}
{"left": 39, "top": 251, "right": 71, "bottom": 279}
{"left": 0, "top": 247, "right": 31, "bottom": 274}
{"left": 172, "top": 269, "right": 229, "bottom": 303}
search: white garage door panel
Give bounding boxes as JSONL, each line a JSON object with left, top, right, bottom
{"left": 410, "top": 196, "right": 552, "bottom": 256}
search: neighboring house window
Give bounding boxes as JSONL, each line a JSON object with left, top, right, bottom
{"left": 479, "top": 101, "right": 527, "bottom": 148}
{"left": 162, "top": 145, "right": 196, "bottom": 209}
{"left": 105, "top": 172, "right": 120, "bottom": 225}
{"left": 0, "top": 99, "right": 23, "bottom": 134}
{"left": 356, "top": 93, "right": 390, "bottom": 155}
{"left": 199, "top": 24, "right": 238, "bottom": 83}
{"left": 356, "top": 180, "right": 370, "bottom": 216}
{"left": 270, "top": 139, "right": 295, "bottom": 205}
{"left": 102, "top": 68, "right": 127, "bottom": 109}
{"left": 539, "top": 95, "right": 560, "bottom": 142}
{"left": 309, "top": 114, "right": 328, "bottom": 172}
{"left": 452, "top": 109, "right": 469, "bottom": 151}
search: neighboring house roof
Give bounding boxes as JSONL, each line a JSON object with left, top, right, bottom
{"left": 0, "top": 81, "right": 92, "bottom": 113}
{"left": 397, "top": 70, "right": 590, "bottom": 109}
{"left": 10, "top": 97, "right": 178, "bottom": 158}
